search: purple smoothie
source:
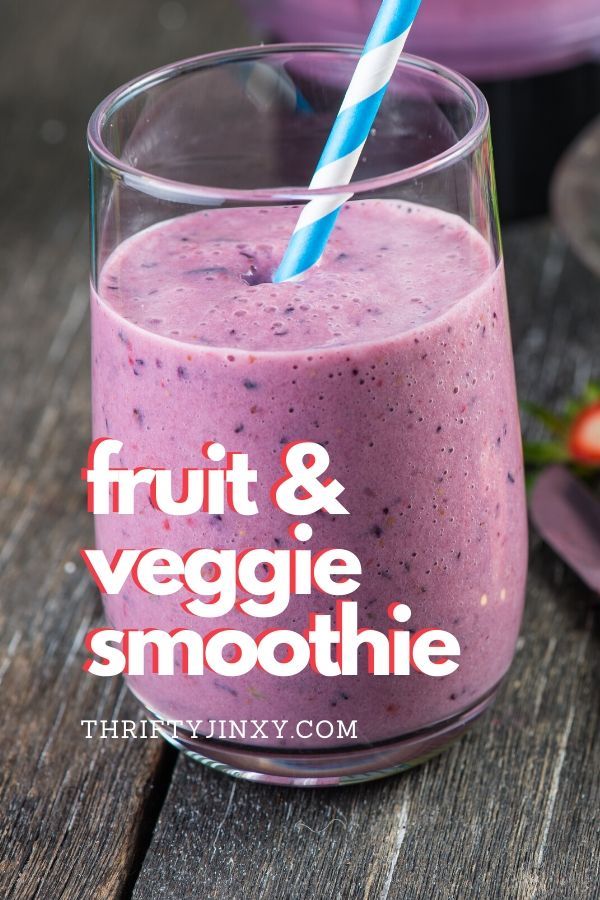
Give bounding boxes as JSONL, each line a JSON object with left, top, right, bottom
{"left": 91, "top": 200, "right": 527, "bottom": 750}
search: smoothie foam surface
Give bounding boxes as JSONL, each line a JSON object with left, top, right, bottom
{"left": 98, "top": 201, "right": 496, "bottom": 354}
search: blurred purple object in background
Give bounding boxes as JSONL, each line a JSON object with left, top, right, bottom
{"left": 530, "top": 466, "right": 600, "bottom": 596}
{"left": 240, "top": 0, "right": 600, "bottom": 79}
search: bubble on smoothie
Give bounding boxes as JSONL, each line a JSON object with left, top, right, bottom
{"left": 98, "top": 201, "right": 496, "bottom": 353}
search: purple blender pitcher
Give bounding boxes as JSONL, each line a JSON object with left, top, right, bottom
{"left": 241, "top": 0, "right": 600, "bottom": 79}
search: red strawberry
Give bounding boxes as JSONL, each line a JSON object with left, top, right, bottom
{"left": 568, "top": 402, "right": 600, "bottom": 464}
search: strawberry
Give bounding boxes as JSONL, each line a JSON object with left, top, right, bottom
{"left": 523, "top": 382, "right": 600, "bottom": 477}
{"left": 568, "top": 402, "right": 600, "bottom": 464}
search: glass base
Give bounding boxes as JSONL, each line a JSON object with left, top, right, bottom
{"left": 146, "top": 683, "right": 501, "bottom": 787}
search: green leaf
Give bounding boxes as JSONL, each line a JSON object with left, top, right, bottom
{"left": 524, "top": 469, "right": 539, "bottom": 495}
{"left": 521, "top": 401, "right": 568, "bottom": 437}
{"left": 564, "top": 382, "right": 600, "bottom": 419}
{"left": 582, "top": 382, "right": 600, "bottom": 405}
{"left": 523, "top": 441, "right": 570, "bottom": 466}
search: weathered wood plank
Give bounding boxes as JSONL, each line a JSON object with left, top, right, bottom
{"left": 0, "top": 1, "right": 252, "bottom": 897}
{"left": 130, "top": 567, "right": 599, "bottom": 900}
{"left": 0, "top": 207, "right": 175, "bottom": 899}
{"left": 132, "top": 226, "right": 600, "bottom": 900}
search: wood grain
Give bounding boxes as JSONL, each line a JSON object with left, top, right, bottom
{"left": 0, "top": 2, "right": 598, "bottom": 899}
{"left": 0, "top": 2, "right": 251, "bottom": 897}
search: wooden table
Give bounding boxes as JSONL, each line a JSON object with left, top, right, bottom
{"left": 1, "top": 2, "right": 598, "bottom": 897}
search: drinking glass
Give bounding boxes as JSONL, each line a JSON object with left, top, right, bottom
{"left": 88, "top": 46, "right": 528, "bottom": 786}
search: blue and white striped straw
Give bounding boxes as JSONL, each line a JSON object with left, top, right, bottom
{"left": 273, "top": 0, "right": 423, "bottom": 284}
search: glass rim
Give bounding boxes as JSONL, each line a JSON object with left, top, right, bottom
{"left": 87, "top": 43, "right": 490, "bottom": 204}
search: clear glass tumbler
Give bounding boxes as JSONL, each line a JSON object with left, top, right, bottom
{"left": 87, "top": 46, "right": 528, "bottom": 786}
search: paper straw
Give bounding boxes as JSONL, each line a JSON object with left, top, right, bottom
{"left": 273, "top": 0, "right": 422, "bottom": 284}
